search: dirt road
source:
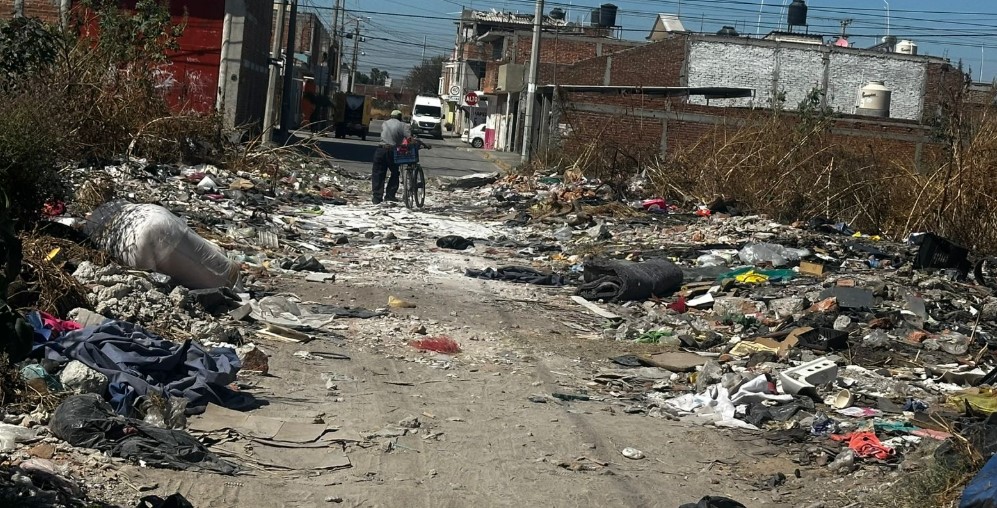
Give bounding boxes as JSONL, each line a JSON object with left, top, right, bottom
{"left": 101, "top": 227, "right": 887, "bottom": 508}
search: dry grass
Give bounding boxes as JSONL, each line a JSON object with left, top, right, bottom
{"left": 636, "top": 93, "right": 997, "bottom": 254}
{"left": 872, "top": 418, "right": 983, "bottom": 508}
{"left": 15, "top": 234, "right": 97, "bottom": 317}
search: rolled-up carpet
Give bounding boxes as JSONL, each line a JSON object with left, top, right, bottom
{"left": 576, "top": 257, "right": 683, "bottom": 302}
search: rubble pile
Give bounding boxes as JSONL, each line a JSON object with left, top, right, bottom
{"left": 3, "top": 146, "right": 997, "bottom": 506}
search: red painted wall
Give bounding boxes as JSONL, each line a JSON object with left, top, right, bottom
{"left": 121, "top": 1, "right": 224, "bottom": 114}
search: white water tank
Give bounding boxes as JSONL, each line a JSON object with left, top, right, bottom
{"left": 855, "top": 80, "right": 892, "bottom": 118}
{"left": 895, "top": 39, "right": 918, "bottom": 55}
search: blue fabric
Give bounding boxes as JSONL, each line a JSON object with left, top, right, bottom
{"left": 25, "top": 311, "right": 52, "bottom": 343}
{"left": 34, "top": 320, "right": 256, "bottom": 416}
{"left": 961, "top": 454, "right": 997, "bottom": 508}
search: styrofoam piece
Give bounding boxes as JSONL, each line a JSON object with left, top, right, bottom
{"left": 779, "top": 358, "right": 839, "bottom": 395}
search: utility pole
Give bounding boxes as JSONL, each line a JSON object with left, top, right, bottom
{"left": 348, "top": 18, "right": 361, "bottom": 93}
{"left": 331, "top": 0, "right": 341, "bottom": 92}
{"left": 839, "top": 19, "right": 853, "bottom": 39}
{"left": 422, "top": 35, "right": 427, "bottom": 60}
{"left": 520, "top": 0, "right": 544, "bottom": 162}
{"left": 277, "top": 0, "right": 298, "bottom": 139}
{"left": 264, "top": 0, "right": 288, "bottom": 140}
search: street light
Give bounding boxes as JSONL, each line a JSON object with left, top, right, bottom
{"left": 883, "top": 0, "right": 890, "bottom": 37}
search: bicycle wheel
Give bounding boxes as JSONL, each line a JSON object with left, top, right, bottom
{"left": 414, "top": 164, "right": 426, "bottom": 208}
{"left": 403, "top": 166, "right": 415, "bottom": 209}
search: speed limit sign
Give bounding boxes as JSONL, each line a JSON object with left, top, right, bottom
{"left": 448, "top": 84, "right": 461, "bottom": 96}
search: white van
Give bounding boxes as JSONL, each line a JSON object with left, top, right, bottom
{"left": 411, "top": 95, "right": 444, "bottom": 139}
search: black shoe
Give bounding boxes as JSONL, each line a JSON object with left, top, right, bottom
{"left": 384, "top": 196, "right": 399, "bottom": 202}
{"left": 372, "top": 198, "right": 382, "bottom": 205}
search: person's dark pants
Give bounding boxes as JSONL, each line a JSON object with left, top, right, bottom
{"left": 371, "top": 146, "right": 399, "bottom": 203}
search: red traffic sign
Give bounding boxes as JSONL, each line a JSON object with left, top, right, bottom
{"left": 464, "top": 92, "right": 479, "bottom": 106}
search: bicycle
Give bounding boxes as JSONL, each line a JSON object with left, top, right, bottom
{"left": 394, "top": 140, "right": 431, "bottom": 209}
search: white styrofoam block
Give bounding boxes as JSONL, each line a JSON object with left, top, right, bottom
{"left": 779, "top": 358, "right": 839, "bottom": 395}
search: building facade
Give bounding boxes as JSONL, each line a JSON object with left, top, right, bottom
{"left": 444, "top": 8, "right": 643, "bottom": 152}
{"left": 3, "top": 0, "right": 274, "bottom": 132}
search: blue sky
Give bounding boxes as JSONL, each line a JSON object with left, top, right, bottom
{"left": 301, "top": 0, "right": 997, "bottom": 82}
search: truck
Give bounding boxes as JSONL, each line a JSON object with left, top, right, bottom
{"left": 410, "top": 95, "right": 444, "bottom": 139}
{"left": 333, "top": 92, "right": 371, "bottom": 140}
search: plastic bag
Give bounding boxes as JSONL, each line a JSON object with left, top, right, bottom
{"left": 85, "top": 202, "right": 240, "bottom": 290}
{"left": 139, "top": 393, "right": 189, "bottom": 430}
{"left": 738, "top": 242, "right": 809, "bottom": 267}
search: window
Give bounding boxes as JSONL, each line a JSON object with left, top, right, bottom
{"left": 414, "top": 105, "right": 442, "bottom": 117}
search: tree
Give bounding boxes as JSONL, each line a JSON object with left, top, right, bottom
{"left": 369, "top": 67, "right": 390, "bottom": 86}
{"left": 405, "top": 55, "right": 445, "bottom": 95}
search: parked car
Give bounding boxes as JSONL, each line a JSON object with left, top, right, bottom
{"left": 461, "top": 124, "right": 485, "bottom": 148}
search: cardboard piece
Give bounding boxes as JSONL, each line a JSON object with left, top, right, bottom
{"left": 729, "top": 341, "right": 778, "bottom": 357}
{"left": 189, "top": 404, "right": 330, "bottom": 443}
{"left": 729, "top": 332, "right": 800, "bottom": 358}
{"left": 214, "top": 441, "right": 352, "bottom": 471}
{"left": 799, "top": 261, "right": 825, "bottom": 277}
{"left": 644, "top": 351, "right": 709, "bottom": 372}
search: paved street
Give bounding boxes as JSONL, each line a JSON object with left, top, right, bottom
{"left": 300, "top": 120, "right": 519, "bottom": 178}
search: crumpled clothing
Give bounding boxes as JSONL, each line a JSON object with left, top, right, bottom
{"left": 26, "top": 310, "right": 82, "bottom": 343}
{"left": 464, "top": 266, "right": 568, "bottom": 286}
{"left": 33, "top": 320, "right": 257, "bottom": 416}
{"left": 831, "top": 431, "right": 895, "bottom": 460}
{"left": 436, "top": 235, "right": 474, "bottom": 250}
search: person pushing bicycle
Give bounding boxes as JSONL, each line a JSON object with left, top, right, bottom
{"left": 371, "top": 110, "right": 431, "bottom": 204}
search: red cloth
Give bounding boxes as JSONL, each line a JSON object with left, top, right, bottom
{"left": 39, "top": 311, "right": 82, "bottom": 334}
{"left": 831, "top": 432, "right": 895, "bottom": 460}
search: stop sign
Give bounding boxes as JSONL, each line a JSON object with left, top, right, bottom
{"left": 464, "top": 92, "right": 479, "bottom": 106}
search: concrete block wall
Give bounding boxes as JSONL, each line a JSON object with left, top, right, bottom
{"left": 685, "top": 38, "right": 933, "bottom": 121}
{"left": 825, "top": 51, "right": 926, "bottom": 120}
{"left": 687, "top": 40, "right": 828, "bottom": 109}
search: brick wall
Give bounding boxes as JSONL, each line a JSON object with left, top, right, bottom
{"left": 0, "top": 0, "right": 62, "bottom": 22}
{"left": 482, "top": 61, "right": 499, "bottom": 93}
{"left": 922, "top": 61, "right": 964, "bottom": 122}
{"left": 558, "top": 35, "right": 687, "bottom": 87}
{"left": 512, "top": 33, "right": 640, "bottom": 66}
{"left": 558, "top": 90, "right": 941, "bottom": 167}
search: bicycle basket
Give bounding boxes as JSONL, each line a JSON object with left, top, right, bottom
{"left": 393, "top": 144, "right": 419, "bottom": 165}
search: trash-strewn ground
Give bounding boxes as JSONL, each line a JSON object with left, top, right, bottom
{"left": 3, "top": 132, "right": 996, "bottom": 508}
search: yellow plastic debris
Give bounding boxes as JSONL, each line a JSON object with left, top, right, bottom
{"left": 947, "top": 388, "right": 997, "bottom": 415}
{"left": 388, "top": 295, "right": 417, "bottom": 309}
{"left": 735, "top": 270, "right": 769, "bottom": 284}
{"left": 45, "top": 248, "right": 63, "bottom": 263}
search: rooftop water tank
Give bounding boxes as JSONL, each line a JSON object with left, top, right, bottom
{"left": 788, "top": 0, "right": 808, "bottom": 27}
{"left": 855, "top": 80, "right": 892, "bottom": 118}
{"left": 550, "top": 7, "right": 565, "bottom": 20}
{"left": 590, "top": 8, "right": 600, "bottom": 26}
{"left": 599, "top": 4, "right": 618, "bottom": 27}
{"left": 895, "top": 39, "right": 918, "bottom": 55}
{"left": 716, "top": 26, "right": 739, "bottom": 37}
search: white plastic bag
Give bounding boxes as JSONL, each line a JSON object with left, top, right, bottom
{"left": 85, "top": 202, "right": 240, "bottom": 290}
{"left": 738, "top": 242, "right": 809, "bottom": 267}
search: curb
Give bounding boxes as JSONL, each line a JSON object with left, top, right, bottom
{"left": 481, "top": 152, "right": 517, "bottom": 174}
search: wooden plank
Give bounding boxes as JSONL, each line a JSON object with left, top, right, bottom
{"left": 570, "top": 296, "right": 621, "bottom": 320}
